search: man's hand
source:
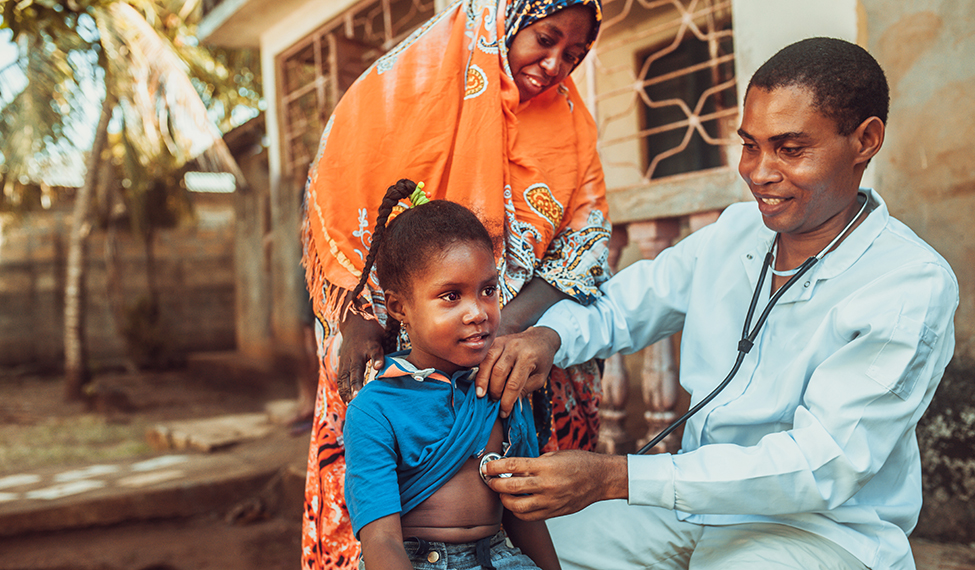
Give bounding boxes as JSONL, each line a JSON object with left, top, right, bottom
{"left": 337, "top": 311, "right": 385, "bottom": 402}
{"left": 481, "top": 450, "right": 628, "bottom": 520}
{"left": 474, "top": 326, "right": 561, "bottom": 417}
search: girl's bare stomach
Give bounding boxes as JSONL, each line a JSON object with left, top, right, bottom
{"left": 399, "top": 421, "right": 505, "bottom": 543}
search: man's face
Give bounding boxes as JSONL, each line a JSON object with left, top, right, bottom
{"left": 737, "top": 86, "right": 867, "bottom": 243}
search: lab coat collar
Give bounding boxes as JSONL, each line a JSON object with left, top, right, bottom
{"left": 739, "top": 188, "right": 888, "bottom": 303}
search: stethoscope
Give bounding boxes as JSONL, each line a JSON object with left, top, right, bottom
{"left": 635, "top": 193, "right": 869, "bottom": 455}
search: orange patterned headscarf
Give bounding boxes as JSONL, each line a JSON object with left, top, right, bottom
{"left": 303, "top": 0, "right": 610, "bottom": 325}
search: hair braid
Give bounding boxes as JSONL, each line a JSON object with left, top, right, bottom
{"left": 349, "top": 178, "right": 417, "bottom": 353}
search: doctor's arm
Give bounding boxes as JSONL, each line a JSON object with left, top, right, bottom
{"left": 624, "top": 263, "right": 960, "bottom": 518}
{"left": 475, "top": 232, "right": 701, "bottom": 415}
{"left": 490, "top": 261, "right": 957, "bottom": 521}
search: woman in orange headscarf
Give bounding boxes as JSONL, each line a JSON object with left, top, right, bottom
{"left": 301, "top": 0, "right": 609, "bottom": 567}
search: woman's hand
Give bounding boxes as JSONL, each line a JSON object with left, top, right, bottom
{"left": 337, "top": 310, "right": 386, "bottom": 402}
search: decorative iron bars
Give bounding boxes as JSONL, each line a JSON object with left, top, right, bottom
{"left": 278, "top": 0, "right": 436, "bottom": 177}
{"left": 581, "top": 0, "right": 738, "bottom": 189}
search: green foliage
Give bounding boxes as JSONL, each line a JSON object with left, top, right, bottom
{"left": 0, "top": 0, "right": 262, "bottom": 215}
{"left": 1, "top": 0, "right": 113, "bottom": 38}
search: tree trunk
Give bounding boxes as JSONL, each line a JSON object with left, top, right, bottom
{"left": 64, "top": 93, "right": 114, "bottom": 401}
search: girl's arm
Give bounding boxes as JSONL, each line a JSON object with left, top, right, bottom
{"left": 359, "top": 514, "right": 413, "bottom": 570}
{"left": 502, "top": 508, "right": 561, "bottom": 570}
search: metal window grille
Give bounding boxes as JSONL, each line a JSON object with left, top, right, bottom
{"left": 581, "top": 0, "right": 738, "bottom": 190}
{"left": 277, "top": 0, "right": 436, "bottom": 177}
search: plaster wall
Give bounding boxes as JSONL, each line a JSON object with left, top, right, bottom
{"left": 862, "top": 0, "right": 975, "bottom": 542}
{"left": 864, "top": 0, "right": 975, "bottom": 360}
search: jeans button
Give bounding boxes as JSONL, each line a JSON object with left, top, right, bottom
{"left": 426, "top": 551, "right": 440, "bottom": 563}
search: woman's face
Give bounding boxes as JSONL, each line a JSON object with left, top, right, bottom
{"left": 508, "top": 5, "right": 594, "bottom": 103}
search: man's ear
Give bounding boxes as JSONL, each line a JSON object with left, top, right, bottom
{"left": 384, "top": 290, "right": 409, "bottom": 325}
{"left": 853, "top": 116, "right": 885, "bottom": 166}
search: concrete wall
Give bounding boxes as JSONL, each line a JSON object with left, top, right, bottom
{"left": 0, "top": 196, "right": 237, "bottom": 371}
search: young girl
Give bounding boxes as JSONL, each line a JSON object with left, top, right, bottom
{"left": 342, "top": 179, "right": 560, "bottom": 570}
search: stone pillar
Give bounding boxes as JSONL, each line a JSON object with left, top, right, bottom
{"left": 688, "top": 210, "right": 721, "bottom": 233}
{"left": 628, "top": 218, "right": 681, "bottom": 454}
{"left": 596, "top": 225, "right": 634, "bottom": 455}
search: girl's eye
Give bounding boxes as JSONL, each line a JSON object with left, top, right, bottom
{"left": 563, "top": 52, "right": 581, "bottom": 65}
{"left": 483, "top": 285, "right": 498, "bottom": 297}
{"left": 537, "top": 33, "right": 554, "bottom": 47}
{"left": 442, "top": 292, "right": 460, "bottom": 302}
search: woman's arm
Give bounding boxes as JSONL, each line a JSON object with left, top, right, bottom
{"left": 502, "top": 508, "right": 561, "bottom": 570}
{"left": 359, "top": 514, "right": 413, "bottom": 570}
{"left": 498, "top": 276, "right": 572, "bottom": 338}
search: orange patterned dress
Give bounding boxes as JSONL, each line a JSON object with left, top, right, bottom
{"left": 300, "top": 0, "right": 608, "bottom": 567}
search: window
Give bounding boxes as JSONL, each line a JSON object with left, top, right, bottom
{"left": 578, "top": 0, "right": 739, "bottom": 202}
{"left": 638, "top": 24, "right": 735, "bottom": 179}
{"left": 277, "top": 0, "right": 436, "bottom": 177}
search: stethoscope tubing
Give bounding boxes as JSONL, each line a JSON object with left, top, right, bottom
{"left": 634, "top": 194, "right": 868, "bottom": 456}
{"left": 635, "top": 250, "right": 819, "bottom": 455}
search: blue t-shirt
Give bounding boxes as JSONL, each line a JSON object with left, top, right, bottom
{"left": 343, "top": 352, "right": 539, "bottom": 537}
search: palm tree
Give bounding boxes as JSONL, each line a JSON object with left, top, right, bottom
{"left": 1, "top": 0, "right": 259, "bottom": 400}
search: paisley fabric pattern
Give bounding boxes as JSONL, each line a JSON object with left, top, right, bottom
{"left": 300, "top": 0, "right": 609, "bottom": 568}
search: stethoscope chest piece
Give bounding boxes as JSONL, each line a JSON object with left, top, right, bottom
{"left": 479, "top": 452, "right": 511, "bottom": 484}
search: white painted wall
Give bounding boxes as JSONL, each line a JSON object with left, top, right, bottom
{"left": 730, "top": 0, "right": 876, "bottom": 188}
{"left": 259, "top": 0, "right": 359, "bottom": 191}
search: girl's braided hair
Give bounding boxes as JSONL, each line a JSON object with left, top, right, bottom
{"left": 349, "top": 179, "right": 496, "bottom": 353}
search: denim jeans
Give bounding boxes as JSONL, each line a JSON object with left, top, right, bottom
{"left": 359, "top": 529, "right": 540, "bottom": 570}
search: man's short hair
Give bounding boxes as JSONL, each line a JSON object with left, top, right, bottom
{"left": 747, "top": 37, "right": 889, "bottom": 135}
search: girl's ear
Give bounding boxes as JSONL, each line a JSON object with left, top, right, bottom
{"left": 384, "top": 290, "right": 409, "bottom": 325}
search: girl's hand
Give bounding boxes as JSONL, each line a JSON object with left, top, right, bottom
{"left": 337, "top": 310, "right": 386, "bottom": 402}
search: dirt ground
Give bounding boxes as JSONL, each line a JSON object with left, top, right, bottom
{"left": 0, "top": 365, "right": 297, "bottom": 474}
{"left": 0, "top": 365, "right": 307, "bottom": 570}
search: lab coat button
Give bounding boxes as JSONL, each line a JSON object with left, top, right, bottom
{"left": 804, "top": 281, "right": 810, "bottom": 287}
{"left": 427, "top": 551, "right": 440, "bottom": 563}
